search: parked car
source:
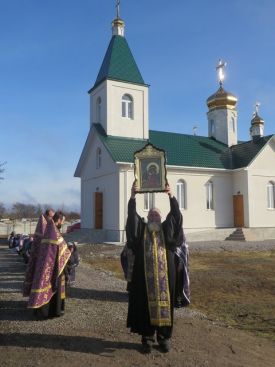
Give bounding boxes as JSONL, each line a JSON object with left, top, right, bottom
{"left": 66, "top": 221, "right": 81, "bottom": 233}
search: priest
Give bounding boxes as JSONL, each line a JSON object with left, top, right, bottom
{"left": 126, "top": 181, "right": 182, "bottom": 353}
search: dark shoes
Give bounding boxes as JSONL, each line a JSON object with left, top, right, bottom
{"left": 158, "top": 339, "right": 170, "bottom": 353}
{"left": 157, "top": 335, "right": 170, "bottom": 353}
{"left": 141, "top": 335, "right": 171, "bottom": 353}
{"left": 141, "top": 336, "right": 154, "bottom": 354}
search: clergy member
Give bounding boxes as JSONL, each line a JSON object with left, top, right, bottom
{"left": 126, "top": 181, "right": 182, "bottom": 353}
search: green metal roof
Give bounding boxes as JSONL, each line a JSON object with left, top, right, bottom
{"left": 231, "top": 135, "right": 273, "bottom": 169}
{"left": 94, "top": 124, "right": 273, "bottom": 170}
{"left": 90, "top": 35, "right": 146, "bottom": 92}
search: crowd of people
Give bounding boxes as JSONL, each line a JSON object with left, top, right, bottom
{"left": 8, "top": 232, "right": 34, "bottom": 264}
{"left": 7, "top": 181, "right": 189, "bottom": 354}
{"left": 8, "top": 209, "right": 79, "bottom": 319}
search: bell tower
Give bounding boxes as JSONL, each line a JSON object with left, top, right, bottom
{"left": 250, "top": 103, "right": 264, "bottom": 140}
{"left": 88, "top": 2, "right": 149, "bottom": 140}
{"left": 206, "top": 60, "right": 238, "bottom": 147}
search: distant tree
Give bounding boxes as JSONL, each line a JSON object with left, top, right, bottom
{"left": 11, "top": 202, "right": 38, "bottom": 219}
{"left": 0, "top": 162, "right": 6, "bottom": 180}
{"left": 0, "top": 202, "right": 6, "bottom": 219}
{"left": 64, "top": 211, "right": 81, "bottom": 221}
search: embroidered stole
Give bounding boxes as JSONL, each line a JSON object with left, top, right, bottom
{"left": 144, "top": 226, "right": 171, "bottom": 327}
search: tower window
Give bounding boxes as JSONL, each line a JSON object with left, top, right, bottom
{"left": 230, "top": 117, "right": 235, "bottom": 132}
{"left": 96, "top": 97, "right": 102, "bottom": 123}
{"left": 96, "top": 147, "right": 102, "bottom": 169}
{"left": 206, "top": 181, "right": 214, "bottom": 210}
{"left": 177, "top": 180, "right": 187, "bottom": 210}
{"left": 122, "top": 94, "right": 133, "bottom": 119}
{"left": 267, "top": 181, "right": 275, "bottom": 209}
{"left": 210, "top": 119, "right": 215, "bottom": 136}
{"left": 144, "top": 193, "right": 155, "bottom": 211}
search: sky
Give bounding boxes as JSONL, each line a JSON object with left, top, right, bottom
{"left": 1, "top": 0, "right": 275, "bottom": 211}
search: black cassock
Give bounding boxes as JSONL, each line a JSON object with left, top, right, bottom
{"left": 126, "top": 196, "right": 183, "bottom": 338}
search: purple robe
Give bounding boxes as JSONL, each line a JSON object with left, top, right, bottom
{"left": 23, "top": 215, "right": 47, "bottom": 297}
{"left": 27, "top": 219, "right": 71, "bottom": 310}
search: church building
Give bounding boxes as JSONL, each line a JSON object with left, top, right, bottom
{"left": 75, "top": 10, "right": 275, "bottom": 242}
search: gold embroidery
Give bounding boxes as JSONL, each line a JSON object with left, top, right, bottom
{"left": 31, "top": 284, "right": 51, "bottom": 293}
{"left": 144, "top": 226, "right": 171, "bottom": 327}
{"left": 41, "top": 237, "right": 64, "bottom": 245}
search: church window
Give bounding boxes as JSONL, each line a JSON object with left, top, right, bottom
{"left": 122, "top": 94, "right": 133, "bottom": 119}
{"left": 267, "top": 181, "right": 275, "bottom": 209}
{"left": 177, "top": 180, "right": 186, "bottom": 210}
{"left": 210, "top": 120, "right": 215, "bottom": 136}
{"left": 230, "top": 117, "right": 235, "bottom": 132}
{"left": 206, "top": 181, "right": 214, "bottom": 210}
{"left": 144, "top": 193, "right": 155, "bottom": 211}
{"left": 96, "top": 97, "right": 102, "bottom": 123}
{"left": 96, "top": 147, "right": 102, "bottom": 169}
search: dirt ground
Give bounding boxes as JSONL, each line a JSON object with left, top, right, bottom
{"left": 1, "top": 240, "right": 275, "bottom": 367}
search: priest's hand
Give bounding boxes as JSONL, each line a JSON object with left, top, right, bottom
{"left": 131, "top": 180, "right": 138, "bottom": 199}
{"left": 165, "top": 183, "right": 174, "bottom": 198}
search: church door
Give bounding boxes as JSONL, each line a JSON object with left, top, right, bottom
{"left": 233, "top": 194, "right": 244, "bottom": 227}
{"left": 95, "top": 192, "right": 103, "bottom": 229}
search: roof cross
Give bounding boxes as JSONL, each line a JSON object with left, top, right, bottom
{"left": 216, "top": 59, "right": 227, "bottom": 86}
{"left": 116, "top": 0, "right": 121, "bottom": 18}
{"left": 255, "top": 101, "right": 260, "bottom": 115}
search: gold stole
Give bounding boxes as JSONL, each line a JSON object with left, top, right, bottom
{"left": 144, "top": 226, "right": 171, "bottom": 326}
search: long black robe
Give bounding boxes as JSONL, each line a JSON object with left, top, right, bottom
{"left": 126, "top": 196, "right": 183, "bottom": 337}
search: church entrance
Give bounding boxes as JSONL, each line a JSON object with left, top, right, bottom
{"left": 95, "top": 192, "right": 103, "bottom": 229}
{"left": 233, "top": 194, "right": 244, "bottom": 227}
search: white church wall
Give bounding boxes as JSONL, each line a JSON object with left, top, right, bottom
{"left": 247, "top": 140, "right": 275, "bottom": 227}
{"left": 81, "top": 173, "right": 119, "bottom": 231}
{"left": 80, "top": 132, "right": 119, "bottom": 231}
{"left": 90, "top": 81, "right": 108, "bottom": 127}
{"left": 119, "top": 167, "right": 234, "bottom": 231}
{"left": 81, "top": 133, "right": 117, "bottom": 180}
{"left": 106, "top": 80, "right": 149, "bottom": 139}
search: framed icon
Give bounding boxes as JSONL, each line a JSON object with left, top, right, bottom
{"left": 134, "top": 143, "right": 167, "bottom": 193}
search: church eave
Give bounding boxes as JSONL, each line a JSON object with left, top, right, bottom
{"left": 88, "top": 78, "right": 149, "bottom": 94}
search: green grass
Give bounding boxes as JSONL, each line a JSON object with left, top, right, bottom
{"left": 189, "top": 251, "right": 275, "bottom": 341}
{"left": 86, "top": 250, "right": 275, "bottom": 342}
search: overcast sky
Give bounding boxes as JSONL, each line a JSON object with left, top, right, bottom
{"left": 1, "top": 0, "right": 275, "bottom": 210}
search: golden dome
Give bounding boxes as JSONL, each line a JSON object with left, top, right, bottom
{"left": 207, "top": 86, "right": 237, "bottom": 110}
{"left": 251, "top": 112, "right": 264, "bottom": 125}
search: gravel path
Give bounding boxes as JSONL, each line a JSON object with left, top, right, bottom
{"left": 1, "top": 240, "right": 275, "bottom": 367}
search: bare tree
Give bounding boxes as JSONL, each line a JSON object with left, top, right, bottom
{"left": 0, "top": 202, "right": 6, "bottom": 219}
{"left": 0, "top": 162, "right": 6, "bottom": 180}
{"left": 11, "top": 203, "right": 38, "bottom": 219}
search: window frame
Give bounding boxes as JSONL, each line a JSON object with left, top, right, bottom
{"left": 122, "top": 94, "right": 134, "bottom": 119}
{"left": 96, "top": 147, "right": 102, "bottom": 169}
{"left": 206, "top": 181, "right": 214, "bottom": 210}
{"left": 144, "top": 192, "right": 155, "bottom": 211}
{"left": 267, "top": 181, "right": 275, "bottom": 209}
{"left": 176, "top": 180, "right": 186, "bottom": 210}
{"left": 96, "top": 96, "right": 102, "bottom": 123}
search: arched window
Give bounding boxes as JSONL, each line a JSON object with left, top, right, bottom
{"left": 230, "top": 117, "right": 235, "bottom": 132}
{"left": 210, "top": 119, "right": 215, "bottom": 136}
{"left": 177, "top": 180, "right": 186, "bottom": 210}
{"left": 96, "top": 97, "right": 102, "bottom": 123}
{"left": 122, "top": 94, "right": 133, "bottom": 119}
{"left": 267, "top": 181, "right": 275, "bottom": 209}
{"left": 206, "top": 181, "right": 214, "bottom": 210}
{"left": 96, "top": 147, "right": 102, "bottom": 169}
{"left": 144, "top": 193, "right": 155, "bottom": 211}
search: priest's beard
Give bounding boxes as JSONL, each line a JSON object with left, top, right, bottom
{"left": 147, "top": 222, "right": 161, "bottom": 233}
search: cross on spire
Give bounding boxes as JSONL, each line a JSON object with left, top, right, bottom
{"left": 216, "top": 59, "right": 227, "bottom": 86}
{"left": 255, "top": 101, "right": 260, "bottom": 115}
{"left": 116, "top": 0, "right": 121, "bottom": 19}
